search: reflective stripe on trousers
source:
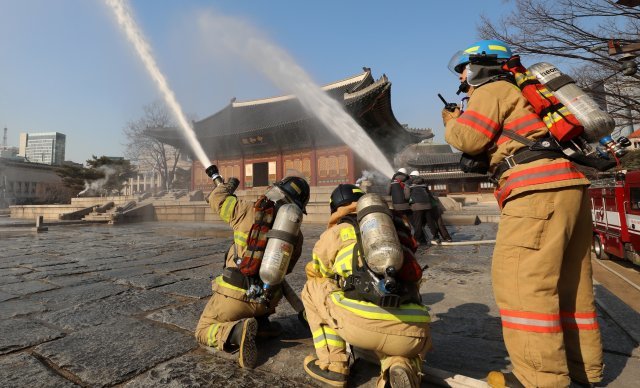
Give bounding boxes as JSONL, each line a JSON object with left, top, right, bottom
{"left": 313, "top": 326, "right": 346, "bottom": 350}
{"left": 330, "top": 292, "right": 430, "bottom": 323}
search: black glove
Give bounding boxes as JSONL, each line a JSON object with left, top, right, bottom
{"left": 205, "top": 165, "right": 219, "bottom": 178}
{"left": 227, "top": 177, "right": 240, "bottom": 193}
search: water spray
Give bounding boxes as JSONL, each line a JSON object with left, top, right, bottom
{"left": 104, "top": 0, "right": 210, "bottom": 168}
{"left": 197, "top": 12, "right": 395, "bottom": 177}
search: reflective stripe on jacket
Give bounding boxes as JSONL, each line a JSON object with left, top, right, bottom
{"left": 445, "top": 80, "right": 588, "bottom": 208}
{"left": 309, "top": 219, "right": 429, "bottom": 324}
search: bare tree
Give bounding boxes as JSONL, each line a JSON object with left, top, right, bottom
{"left": 479, "top": 0, "right": 640, "bottom": 132}
{"left": 123, "top": 101, "right": 183, "bottom": 191}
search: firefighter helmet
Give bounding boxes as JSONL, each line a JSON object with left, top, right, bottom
{"left": 274, "top": 176, "right": 310, "bottom": 214}
{"left": 448, "top": 39, "right": 513, "bottom": 74}
{"left": 330, "top": 184, "right": 365, "bottom": 213}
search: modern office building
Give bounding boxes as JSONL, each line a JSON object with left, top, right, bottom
{"left": 19, "top": 132, "right": 66, "bottom": 165}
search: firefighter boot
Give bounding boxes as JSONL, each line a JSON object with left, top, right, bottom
{"left": 487, "top": 371, "right": 525, "bottom": 388}
{"left": 379, "top": 356, "right": 422, "bottom": 388}
{"left": 228, "top": 318, "right": 258, "bottom": 369}
{"left": 256, "top": 315, "right": 283, "bottom": 338}
{"left": 303, "top": 354, "right": 349, "bottom": 388}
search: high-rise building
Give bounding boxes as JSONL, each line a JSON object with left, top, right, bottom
{"left": 18, "top": 132, "right": 66, "bottom": 165}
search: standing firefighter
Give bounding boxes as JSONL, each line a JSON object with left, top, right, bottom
{"left": 443, "top": 40, "right": 603, "bottom": 387}
{"left": 407, "top": 170, "right": 437, "bottom": 244}
{"left": 301, "top": 184, "right": 431, "bottom": 388}
{"left": 389, "top": 168, "right": 411, "bottom": 213}
{"left": 195, "top": 165, "right": 310, "bottom": 369}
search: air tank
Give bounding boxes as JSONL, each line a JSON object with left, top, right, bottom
{"left": 356, "top": 194, "right": 403, "bottom": 275}
{"left": 528, "top": 62, "right": 615, "bottom": 142}
{"left": 259, "top": 203, "right": 303, "bottom": 287}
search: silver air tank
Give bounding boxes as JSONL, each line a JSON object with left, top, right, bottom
{"left": 259, "top": 203, "right": 303, "bottom": 287}
{"left": 528, "top": 62, "right": 615, "bottom": 142}
{"left": 356, "top": 194, "right": 403, "bottom": 275}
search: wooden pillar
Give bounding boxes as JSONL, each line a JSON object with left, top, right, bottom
{"left": 310, "top": 149, "right": 317, "bottom": 186}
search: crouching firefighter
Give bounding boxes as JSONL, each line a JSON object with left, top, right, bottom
{"left": 301, "top": 184, "right": 431, "bottom": 388}
{"left": 195, "top": 165, "right": 309, "bottom": 369}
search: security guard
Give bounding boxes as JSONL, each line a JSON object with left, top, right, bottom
{"left": 195, "top": 165, "right": 310, "bottom": 369}
{"left": 443, "top": 40, "right": 602, "bottom": 387}
{"left": 301, "top": 184, "right": 431, "bottom": 388}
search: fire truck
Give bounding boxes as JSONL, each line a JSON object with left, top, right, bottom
{"left": 589, "top": 170, "right": 640, "bottom": 266}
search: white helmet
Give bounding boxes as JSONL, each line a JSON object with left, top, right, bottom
{"left": 410, "top": 170, "right": 420, "bottom": 176}
{"left": 397, "top": 168, "right": 407, "bottom": 174}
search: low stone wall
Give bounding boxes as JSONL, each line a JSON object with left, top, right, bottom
{"left": 10, "top": 204, "right": 90, "bottom": 221}
{"left": 10, "top": 188, "right": 475, "bottom": 225}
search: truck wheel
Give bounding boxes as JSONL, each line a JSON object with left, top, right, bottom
{"left": 593, "top": 235, "right": 608, "bottom": 260}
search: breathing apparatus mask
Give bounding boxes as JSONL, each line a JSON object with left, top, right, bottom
{"left": 264, "top": 185, "right": 291, "bottom": 208}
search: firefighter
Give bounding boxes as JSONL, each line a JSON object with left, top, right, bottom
{"left": 389, "top": 168, "right": 411, "bottom": 213}
{"left": 407, "top": 170, "right": 438, "bottom": 244}
{"left": 301, "top": 184, "right": 431, "bottom": 388}
{"left": 443, "top": 40, "right": 603, "bottom": 387}
{"left": 194, "top": 165, "right": 310, "bottom": 369}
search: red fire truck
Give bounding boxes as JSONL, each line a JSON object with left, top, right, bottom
{"left": 589, "top": 170, "right": 640, "bottom": 266}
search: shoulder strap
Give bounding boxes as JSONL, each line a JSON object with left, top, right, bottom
{"left": 500, "top": 128, "right": 536, "bottom": 147}
{"left": 338, "top": 215, "right": 367, "bottom": 274}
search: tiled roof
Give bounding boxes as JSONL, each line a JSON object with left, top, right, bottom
{"left": 408, "top": 152, "right": 461, "bottom": 166}
{"left": 150, "top": 69, "right": 418, "bottom": 159}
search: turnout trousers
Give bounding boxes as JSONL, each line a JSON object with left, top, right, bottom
{"left": 411, "top": 209, "right": 438, "bottom": 243}
{"left": 492, "top": 186, "right": 603, "bottom": 387}
{"left": 195, "top": 288, "right": 273, "bottom": 350}
{"left": 301, "top": 278, "right": 430, "bottom": 387}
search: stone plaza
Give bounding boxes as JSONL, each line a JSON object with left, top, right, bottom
{"left": 0, "top": 219, "right": 638, "bottom": 387}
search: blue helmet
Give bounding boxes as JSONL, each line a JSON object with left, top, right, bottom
{"left": 448, "top": 40, "right": 513, "bottom": 74}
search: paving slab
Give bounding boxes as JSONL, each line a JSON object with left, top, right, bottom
{"left": 0, "top": 298, "right": 48, "bottom": 319}
{"left": 93, "top": 266, "right": 154, "bottom": 281}
{"left": 115, "top": 273, "right": 187, "bottom": 289}
{"left": 39, "top": 289, "right": 180, "bottom": 331}
{"left": 170, "top": 264, "right": 217, "bottom": 279}
{"left": 0, "top": 352, "right": 79, "bottom": 387}
{"left": 154, "top": 278, "right": 212, "bottom": 299}
{"left": 0, "top": 318, "right": 65, "bottom": 355}
{"left": 601, "top": 351, "right": 640, "bottom": 387}
{"left": 0, "top": 279, "right": 58, "bottom": 296}
{"left": 146, "top": 299, "right": 207, "bottom": 332}
{"left": 41, "top": 273, "right": 104, "bottom": 287}
{"left": 33, "top": 317, "right": 197, "bottom": 387}
{"left": 0, "top": 290, "right": 17, "bottom": 302}
{"left": 124, "top": 351, "right": 305, "bottom": 387}
{"left": 0, "top": 275, "right": 23, "bottom": 286}
{"left": 27, "top": 281, "right": 129, "bottom": 310}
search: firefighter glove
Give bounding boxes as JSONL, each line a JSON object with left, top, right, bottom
{"left": 441, "top": 107, "right": 460, "bottom": 126}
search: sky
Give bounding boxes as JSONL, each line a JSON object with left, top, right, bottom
{"left": 0, "top": 0, "right": 515, "bottom": 164}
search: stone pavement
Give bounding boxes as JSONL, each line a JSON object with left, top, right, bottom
{"left": 0, "top": 219, "right": 638, "bottom": 387}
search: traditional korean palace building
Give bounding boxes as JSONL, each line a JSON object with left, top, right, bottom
{"left": 401, "top": 142, "right": 495, "bottom": 195}
{"left": 150, "top": 69, "right": 422, "bottom": 191}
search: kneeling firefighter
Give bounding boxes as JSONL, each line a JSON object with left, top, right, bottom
{"left": 443, "top": 40, "right": 603, "bottom": 387}
{"left": 195, "top": 165, "right": 309, "bottom": 369}
{"left": 301, "top": 184, "right": 431, "bottom": 388}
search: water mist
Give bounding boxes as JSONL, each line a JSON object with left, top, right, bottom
{"left": 104, "top": 0, "right": 211, "bottom": 168}
{"left": 196, "top": 12, "right": 395, "bottom": 177}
